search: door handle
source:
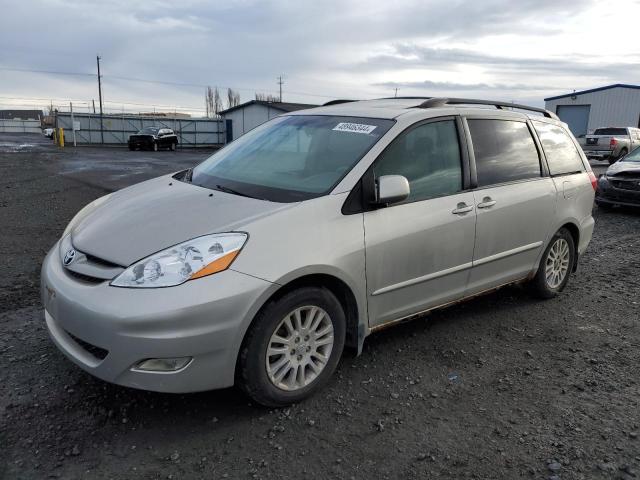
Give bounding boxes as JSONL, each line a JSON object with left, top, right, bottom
{"left": 452, "top": 202, "right": 474, "bottom": 215}
{"left": 477, "top": 197, "right": 496, "bottom": 209}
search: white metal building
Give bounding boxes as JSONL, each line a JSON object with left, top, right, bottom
{"left": 220, "top": 100, "right": 317, "bottom": 142}
{"left": 544, "top": 84, "right": 640, "bottom": 137}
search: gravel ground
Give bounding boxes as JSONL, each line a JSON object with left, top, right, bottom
{"left": 1, "top": 134, "right": 639, "bottom": 480}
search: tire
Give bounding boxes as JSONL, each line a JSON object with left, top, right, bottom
{"left": 237, "top": 287, "right": 346, "bottom": 407}
{"left": 152, "top": 142, "right": 158, "bottom": 152}
{"left": 169, "top": 142, "right": 176, "bottom": 151}
{"left": 128, "top": 144, "right": 135, "bottom": 151}
{"left": 529, "top": 228, "right": 576, "bottom": 299}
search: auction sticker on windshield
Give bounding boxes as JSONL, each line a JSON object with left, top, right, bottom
{"left": 333, "top": 122, "right": 377, "bottom": 134}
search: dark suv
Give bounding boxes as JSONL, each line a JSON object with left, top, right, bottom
{"left": 128, "top": 127, "right": 178, "bottom": 151}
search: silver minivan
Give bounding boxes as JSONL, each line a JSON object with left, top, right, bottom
{"left": 41, "top": 98, "right": 596, "bottom": 406}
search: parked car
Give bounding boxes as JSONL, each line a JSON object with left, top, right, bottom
{"left": 128, "top": 127, "right": 178, "bottom": 151}
{"left": 41, "top": 98, "right": 596, "bottom": 407}
{"left": 43, "top": 128, "right": 54, "bottom": 138}
{"left": 582, "top": 127, "right": 640, "bottom": 164}
{"left": 595, "top": 146, "right": 640, "bottom": 208}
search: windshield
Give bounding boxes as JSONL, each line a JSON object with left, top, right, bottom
{"left": 138, "top": 127, "right": 159, "bottom": 135}
{"left": 622, "top": 146, "right": 640, "bottom": 162}
{"left": 593, "top": 128, "right": 627, "bottom": 136}
{"left": 191, "top": 115, "right": 394, "bottom": 202}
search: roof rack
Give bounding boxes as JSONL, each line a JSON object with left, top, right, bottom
{"left": 322, "top": 99, "right": 357, "bottom": 106}
{"left": 416, "top": 97, "right": 558, "bottom": 119}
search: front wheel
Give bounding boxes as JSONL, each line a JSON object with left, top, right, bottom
{"left": 237, "top": 287, "right": 346, "bottom": 407}
{"left": 169, "top": 142, "right": 176, "bottom": 151}
{"left": 529, "top": 228, "right": 575, "bottom": 299}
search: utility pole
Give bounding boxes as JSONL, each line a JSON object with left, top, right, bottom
{"left": 92, "top": 99, "right": 96, "bottom": 114}
{"left": 96, "top": 55, "right": 104, "bottom": 144}
{"left": 277, "top": 75, "right": 284, "bottom": 102}
{"left": 394, "top": 87, "right": 398, "bottom": 98}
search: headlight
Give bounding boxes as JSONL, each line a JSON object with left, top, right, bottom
{"left": 63, "top": 194, "right": 112, "bottom": 237}
{"left": 111, "top": 233, "right": 247, "bottom": 288}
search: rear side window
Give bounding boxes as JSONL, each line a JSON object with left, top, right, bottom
{"left": 374, "top": 120, "right": 462, "bottom": 202}
{"left": 467, "top": 119, "right": 541, "bottom": 187}
{"left": 533, "top": 121, "right": 585, "bottom": 176}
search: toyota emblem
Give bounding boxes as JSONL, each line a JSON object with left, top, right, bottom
{"left": 63, "top": 249, "right": 76, "bottom": 266}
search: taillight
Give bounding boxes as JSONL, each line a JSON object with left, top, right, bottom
{"left": 610, "top": 138, "right": 617, "bottom": 147}
{"left": 588, "top": 171, "right": 597, "bottom": 191}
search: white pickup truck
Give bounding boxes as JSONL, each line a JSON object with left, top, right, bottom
{"left": 583, "top": 127, "right": 640, "bottom": 164}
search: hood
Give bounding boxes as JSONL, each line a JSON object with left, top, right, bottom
{"left": 607, "top": 160, "right": 640, "bottom": 176}
{"left": 71, "top": 174, "right": 294, "bottom": 266}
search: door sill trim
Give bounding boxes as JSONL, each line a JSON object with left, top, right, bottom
{"left": 369, "top": 275, "right": 531, "bottom": 333}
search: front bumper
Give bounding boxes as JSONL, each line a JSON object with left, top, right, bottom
{"left": 41, "top": 243, "right": 278, "bottom": 393}
{"left": 128, "top": 137, "right": 155, "bottom": 149}
{"left": 596, "top": 177, "right": 640, "bottom": 207}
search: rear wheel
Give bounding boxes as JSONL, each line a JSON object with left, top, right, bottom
{"left": 152, "top": 142, "right": 158, "bottom": 152}
{"left": 237, "top": 287, "right": 346, "bottom": 407}
{"left": 128, "top": 144, "right": 135, "bottom": 151}
{"left": 529, "top": 228, "right": 575, "bottom": 299}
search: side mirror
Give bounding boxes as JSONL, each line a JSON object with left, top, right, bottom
{"left": 376, "top": 175, "right": 410, "bottom": 205}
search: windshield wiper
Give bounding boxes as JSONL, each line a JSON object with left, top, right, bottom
{"left": 214, "top": 184, "right": 260, "bottom": 199}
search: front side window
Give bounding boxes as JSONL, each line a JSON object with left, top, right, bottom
{"left": 468, "top": 119, "right": 541, "bottom": 187}
{"left": 191, "top": 115, "right": 394, "bottom": 202}
{"left": 373, "top": 120, "right": 463, "bottom": 203}
{"left": 533, "top": 121, "right": 585, "bottom": 175}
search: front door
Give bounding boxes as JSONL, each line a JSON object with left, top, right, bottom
{"left": 364, "top": 118, "right": 476, "bottom": 327}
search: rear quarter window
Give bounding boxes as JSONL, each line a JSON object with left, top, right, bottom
{"left": 533, "top": 121, "right": 585, "bottom": 176}
{"left": 467, "top": 119, "right": 541, "bottom": 187}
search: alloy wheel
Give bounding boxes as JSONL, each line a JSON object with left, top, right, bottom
{"left": 265, "top": 306, "right": 334, "bottom": 391}
{"left": 545, "top": 238, "right": 570, "bottom": 289}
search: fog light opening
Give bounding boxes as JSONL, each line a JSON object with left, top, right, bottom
{"left": 133, "top": 357, "right": 192, "bottom": 372}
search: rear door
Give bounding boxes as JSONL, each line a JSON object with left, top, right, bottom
{"left": 464, "top": 117, "right": 556, "bottom": 294}
{"left": 363, "top": 117, "right": 476, "bottom": 327}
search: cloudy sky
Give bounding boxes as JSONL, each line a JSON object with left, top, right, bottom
{"left": 2, "top": 0, "right": 640, "bottom": 115}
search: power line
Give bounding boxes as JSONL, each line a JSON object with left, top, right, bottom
{"left": 0, "top": 66, "right": 95, "bottom": 77}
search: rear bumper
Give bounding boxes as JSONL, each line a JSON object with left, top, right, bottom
{"left": 41, "top": 243, "right": 278, "bottom": 393}
{"left": 584, "top": 150, "right": 613, "bottom": 159}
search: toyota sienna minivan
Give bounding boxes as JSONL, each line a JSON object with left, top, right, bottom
{"left": 41, "top": 98, "right": 596, "bottom": 406}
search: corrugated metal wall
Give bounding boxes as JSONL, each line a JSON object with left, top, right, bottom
{"left": 55, "top": 113, "right": 224, "bottom": 147}
{"left": 545, "top": 87, "right": 640, "bottom": 133}
{"left": 223, "top": 104, "right": 284, "bottom": 141}
{"left": 0, "top": 119, "right": 41, "bottom": 134}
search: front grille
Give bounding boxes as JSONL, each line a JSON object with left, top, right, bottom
{"left": 65, "top": 269, "right": 105, "bottom": 284}
{"left": 84, "top": 253, "right": 122, "bottom": 269}
{"left": 610, "top": 179, "right": 640, "bottom": 191}
{"left": 66, "top": 331, "right": 109, "bottom": 360}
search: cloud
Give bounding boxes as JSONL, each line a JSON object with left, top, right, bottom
{"left": 363, "top": 44, "right": 640, "bottom": 78}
